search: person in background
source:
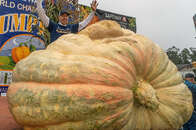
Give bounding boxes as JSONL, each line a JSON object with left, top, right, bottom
{"left": 36, "top": 0, "right": 98, "bottom": 43}
{"left": 183, "top": 73, "right": 196, "bottom": 130}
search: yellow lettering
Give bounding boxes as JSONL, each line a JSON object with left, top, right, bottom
{"left": 10, "top": 14, "right": 19, "bottom": 32}
{"left": 19, "top": 14, "right": 26, "bottom": 31}
{"left": 0, "top": 15, "right": 10, "bottom": 34}
{"left": 27, "top": 15, "right": 32, "bottom": 32}
{"left": 0, "top": 16, "right": 5, "bottom": 34}
{"left": 10, "top": 14, "right": 26, "bottom": 32}
{"left": 0, "top": 14, "right": 43, "bottom": 34}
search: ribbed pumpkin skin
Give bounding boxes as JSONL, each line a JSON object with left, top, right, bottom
{"left": 7, "top": 20, "right": 193, "bottom": 130}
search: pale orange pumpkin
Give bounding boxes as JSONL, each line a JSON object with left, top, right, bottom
{"left": 7, "top": 20, "right": 193, "bottom": 130}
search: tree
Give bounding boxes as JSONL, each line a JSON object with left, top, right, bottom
{"left": 180, "top": 48, "right": 191, "bottom": 64}
{"left": 190, "top": 48, "right": 196, "bottom": 62}
{"left": 166, "top": 46, "right": 182, "bottom": 65}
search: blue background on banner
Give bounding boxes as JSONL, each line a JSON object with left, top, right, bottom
{"left": 0, "top": 0, "right": 44, "bottom": 49}
{"left": 0, "top": 86, "right": 8, "bottom": 96}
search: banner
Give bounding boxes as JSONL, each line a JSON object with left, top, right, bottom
{"left": 0, "top": 0, "right": 46, "bottom": 96}
{"left": 79, "top": 5, "right": 137, "bottom": 33}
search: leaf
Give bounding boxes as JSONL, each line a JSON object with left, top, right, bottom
{"left": 19, "top": 42, "right": 27, "bottom": 47}
{"left": 30, "top": 44, "right": 36, "bottom": 52}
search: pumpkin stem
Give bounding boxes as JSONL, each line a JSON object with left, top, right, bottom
{"left": 19, "top": 42, "right": 28, "bottom": 47}
{"left": 134, "top": 79, "right": 159, "bottom": 111}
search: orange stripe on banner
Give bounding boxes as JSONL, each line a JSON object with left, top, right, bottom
{"left": 0, "top": 85, "right": 9, "bottom": 87}
{"left": 0, "top": 69, "right": 13, "bottom": 71}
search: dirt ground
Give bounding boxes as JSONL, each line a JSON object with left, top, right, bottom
{"left": 0, "top": 96, "right": 23, "bottom": 130}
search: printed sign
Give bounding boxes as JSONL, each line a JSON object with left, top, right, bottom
{"left": 79, "top": 4, "right": 137, "bottom": 32}
{"left": 0, "top": 70, "right": 12, "bottom": 96}
{"left": 0, "top": 86, "right": 8, "bottom": 96}
{"left": 0, "top": 0, "right": 46, "bottom": 95}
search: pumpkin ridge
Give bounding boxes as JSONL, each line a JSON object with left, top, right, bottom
{"left": 98, "top": 36, "right": 146, "bottom": 76}
{"left": 153, "top": 72, "right": 182, "bottom": 89}
{"left": 157, "top": 103, "right": 184, "bottom": 129}
{"left": 156, "top": 84, "right": 193, "bottom": 123}
{"left": 142, "top": 43, "right": 156, "bottom": 79}
{"left": 150, "top": 61, "right": 178, "bottom": 87}
{"left": 149, "top": 58, "right": 170, "bottom": 84}
{"left": 142, "top": 44, "right": 161, "bottom": 80}
{"left": 127, "top": 39, "right": 147, "bottom": 76}
{"left": 13, "top": 53, "right": 135, "bottom": 89}
{"left": 8, "top": 82, "right": 133, "bottom": 129}
{"left": 48, "top": 41, "right": 137, "bottom": 81}
{"left": 145, "top": 50, "right": 169, "bottom": 82}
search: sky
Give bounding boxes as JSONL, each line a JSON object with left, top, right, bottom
{"left": 79, "top": 0, "right": 196, "bottom": 51}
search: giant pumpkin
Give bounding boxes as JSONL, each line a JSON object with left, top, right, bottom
{"left": 7, "top": 20, "right": 193, "bottom": 130}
